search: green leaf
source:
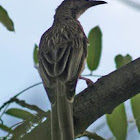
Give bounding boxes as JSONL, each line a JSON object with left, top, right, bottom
{"left": 106, "top": 104, "right": 127, "bottom": 140}
{"left": 0, "top": 123, "right": 12, "bottom": 132}
{"left": 33, "top": 44, "right": 39, "bottom": 65}
{"left": 5, "top": 108, "right": 34, "bottom": 120}
{"left": 87, "top": 26, "right": 102, "bottom": 71}
{"left": 131, "top": 94, "right": 140, "bottom": 132}
{"left": 19, "top": 111, "right": 51, "bottom": 140}
{"left": 0, "top": 5, "right": 14, "bottom": 31}
{"left": 11, "top": 111, "right": 49, "bottom": 139}
{"left": 12, "top": 115, "right": 40, "bottom": 139}
{"left": 115, "top": 54, "right": 132, "bottom": 68}
{"left": 106, "top": 55, "right": 130, "bottom": 140}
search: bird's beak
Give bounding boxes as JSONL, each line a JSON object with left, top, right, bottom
{"left": 83, "top": 0, "right": 107, "bottom": 9}
{"left": 77, "top": 0, "right": 107, "bottom": 19}
{"left": 91, "top": 1, "right": 107, "bottom": 6}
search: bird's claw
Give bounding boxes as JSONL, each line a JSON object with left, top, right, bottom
{"left": 79, "top": 76, "right": 94, "bottom": 87}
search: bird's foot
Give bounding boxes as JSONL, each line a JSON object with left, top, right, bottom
{"left": 79, "top": 77, "right": 94, "bottom": 87}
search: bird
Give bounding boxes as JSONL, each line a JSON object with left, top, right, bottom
{"left": 38, "top": 0, "right": 106, "bottom": 140}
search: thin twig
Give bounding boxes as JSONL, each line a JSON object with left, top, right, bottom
{"left": 13, "top": 82, "right": 42, "bottom": 98}
{"left": 2, "top": 121, "right": 23, "bottom": 140}
{"left": 0, "top": 104, "right": 10, "bottom": 119}
{"left": 82, "top": 74, "right": 102, "bottom": 77}
{"left": 0, "top": 82, "right": 42, "bottom": 111}
{"left": 0, "top": 118, "right": 3, "bottom": 124}
{"left": 76, "top": 131, "right": 106, "bottom": 140}
{"left": 10, "top": 121, "right": 23, "bottom": 129}
{"left": 12, "top": 98, "right": 47, "bottom": 116}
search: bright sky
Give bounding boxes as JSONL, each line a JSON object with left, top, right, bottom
{"left": 0, "top": 0, "right": 140, "bottom": 139}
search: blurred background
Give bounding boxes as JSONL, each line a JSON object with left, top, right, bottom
{"left": 0, "top": 0, "right": 140, "bottom": 139}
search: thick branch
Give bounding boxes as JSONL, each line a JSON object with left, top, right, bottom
{"left": 74, "top": 57, "right": 140, "bottom": 135}
{"left": 21, "top": 57, "right": 140, "bottom": 140}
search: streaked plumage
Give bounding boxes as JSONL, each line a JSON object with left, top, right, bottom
{"left": 38, "top": 0, "right": 106, "bottom": 139}
{"left": 39, "top": 17, "right": 87, "bottom": 101}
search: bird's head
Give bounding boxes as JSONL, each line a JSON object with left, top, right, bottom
{"left": 54, "top": 0, "right": 107, "bottom": 20}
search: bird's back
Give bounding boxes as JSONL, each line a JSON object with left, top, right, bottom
{"left": 38, "top": 19, "right": 88, "bottom": 88}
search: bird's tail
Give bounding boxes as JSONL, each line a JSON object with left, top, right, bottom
{"left": 51, "top": 82, "right": 74, "bottom": 140}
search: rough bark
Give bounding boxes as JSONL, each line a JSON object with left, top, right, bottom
{"left": 74, "top": 57, "right": 140, "bottom": 135}
{"left": 21, "top": 57, "right": 140, "bottom": 140}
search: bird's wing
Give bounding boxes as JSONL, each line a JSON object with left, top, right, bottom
{"left": 38, "top": 26, "right": 87, "bottom": 139}
{"left": 38, "top": 25, "right": 87, "bottom": 89}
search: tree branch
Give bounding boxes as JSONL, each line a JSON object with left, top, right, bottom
{"left": 76, "top": 131, "right": 105, "bottom": 140}
{"left": 21, "top": 57, "right": 140, "bottom": 140}
{"left": 74, "top": 57, "right": 140, "bottom": 135}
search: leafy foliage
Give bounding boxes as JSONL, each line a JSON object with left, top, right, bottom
{"left": 0, "top": 3, "right": 140, "bottom": 139}
{"left": 131, "top": 94, "right": 140, "bottom": 132}
{"left": 106, "top": 54, "right": 132, "bottom": 140}
{"left": 11, "top": 113, "right": 45, "bottom": 140}
{"left": 115, "top": 54, "right": 132, "bottom": 68}
{"left": 107, "top": 104, "right": 127, "bottom": 140}
{"left": 0, "top": 5, "right": 14, "bottom": 31}
{"left": 0, "top": 98, "right": 49, "bottom": 140}
{"left": 5, "top": 108, "right": 34, "bottom": 120}
{"left": 87, "top": 26, "right": 102, "bottom": 72}
{"left": 33, "top": 44, "right": 39, "bottom": 66}
{"left": 0, "top": 124, "right": 12, "bottom": 133}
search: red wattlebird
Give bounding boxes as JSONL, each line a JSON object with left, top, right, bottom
{"left": 38, "top": 0, "right": 106, "bottom": 140}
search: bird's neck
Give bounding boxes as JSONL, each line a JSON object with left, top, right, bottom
{"left": 54, "top": 7, "right": 79, "bottom": 22}
{"left": 54, "top": 16, "right": 74, "bottom": 23}
{"left": 53, "top": 12, "right": 80, "bottom": 26}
